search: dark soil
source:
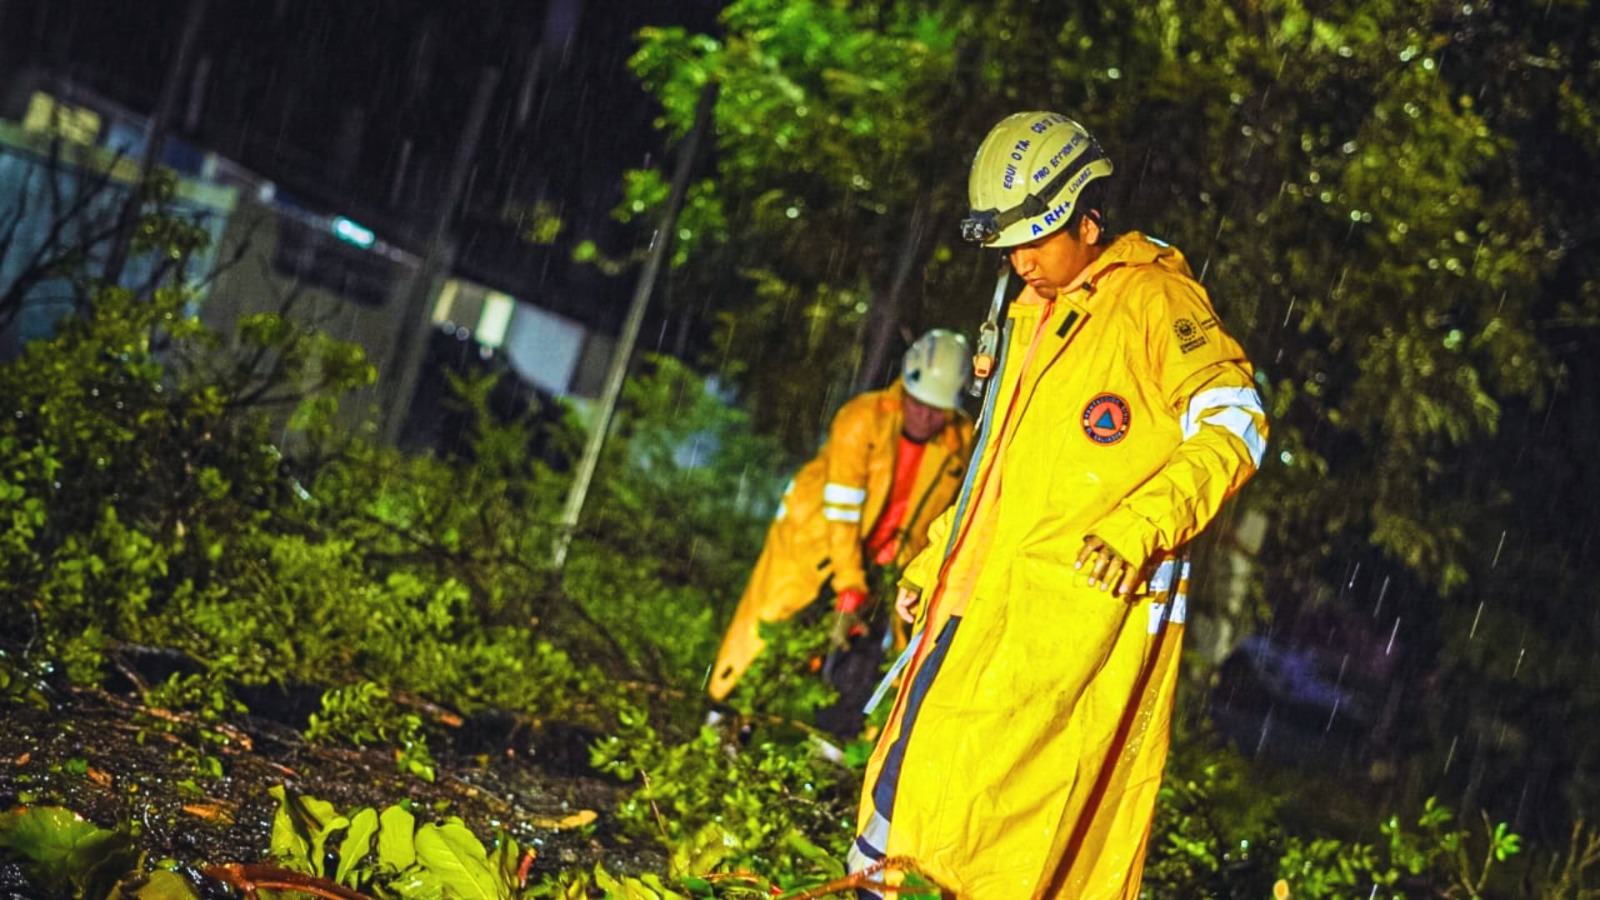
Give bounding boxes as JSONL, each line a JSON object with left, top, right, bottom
{"left": 0, "top": 675, "right": 653, "bottom": 898}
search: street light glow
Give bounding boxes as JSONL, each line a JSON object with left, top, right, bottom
{"left": 331, "top": 216, "right": 375, "bottom": 248}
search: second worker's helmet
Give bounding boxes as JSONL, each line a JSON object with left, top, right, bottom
{"left": 902, "top": 329, "right": 973, "bottom": 410}
{"left": 960, "top": 112, "right": 1114, "bottom": 248}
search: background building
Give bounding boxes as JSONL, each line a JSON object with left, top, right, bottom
{"left": 0, "top": 66, "right": 624, "bottom": 450}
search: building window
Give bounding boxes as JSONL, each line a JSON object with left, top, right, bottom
{"left": 22, "top": 92, "right": 101, "bottom": 146}
{"left": 477, "top": 291, "right": 514, "bottom": 349}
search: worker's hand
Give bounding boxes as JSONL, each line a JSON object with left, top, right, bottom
{"left": 895, "top": 586, "right": 922, "bottom": 623}
{"left": 1076, "top": 535, "right": 1142, "bottom": 596}
{"left": 828, "top": 611, "right": 866, "bottom": 651}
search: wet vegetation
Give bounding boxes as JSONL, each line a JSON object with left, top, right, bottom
{"left": 3, "top": 0, "right": 1600, "bottom": 897}
{"left": 0, "top": 174, "right": 1566, "bottom": 897}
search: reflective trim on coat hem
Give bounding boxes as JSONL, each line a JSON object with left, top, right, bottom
{"left": 1147, "top": 559, "right": 1191, "bottom": 592}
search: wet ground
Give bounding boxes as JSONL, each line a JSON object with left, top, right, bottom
{"left": 0, "top": 679, "right": 648, "bottom": 897}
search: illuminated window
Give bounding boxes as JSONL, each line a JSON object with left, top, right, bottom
{"left": 477, "top": 292, "right": 515, "bottom": 349}
{"left": 22, "top": 93, "right": 101, "bottom": 146}
{"left": 431, "top": 279, "right": 462, "bottom": 324}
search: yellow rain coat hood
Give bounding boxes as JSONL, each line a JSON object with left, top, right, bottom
{"left": 852, "top": 233, "right": 1267, "bottom": 898}
{"left": 708, "top": 384, "right": 973, "bottom": 701}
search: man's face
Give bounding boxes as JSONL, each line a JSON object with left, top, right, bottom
{"left": 1006, "top": 218, "right": 1102, "bottom": 301}
{"left": 902, "top": 393, "right": 949, "bottom": 442}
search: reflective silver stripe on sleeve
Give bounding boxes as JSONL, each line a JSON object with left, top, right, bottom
{"left": 823, "top": 506, "right": 863, "bottom": 523}
{"left": 824, "top": 483, "right": 868, "bottom": 506}
{"left": 1181, "top": 387, "right": 1266, "bottom": 468}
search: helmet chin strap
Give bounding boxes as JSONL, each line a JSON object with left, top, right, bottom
{"left": 969, "top": 257, "right": 1011, "bottom": 400}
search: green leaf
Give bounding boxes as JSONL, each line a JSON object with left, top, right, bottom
{"left": 413, "top": 820, "right": 509, "bottom": 900}
{"left": 594, "top": 865, "right": 678, "bottom": 899}
{"left": 783, "top": 830, "right": 845, "bottom": 881}
{"left": 0, "top": 805, "right": 139, "bottom": 898}
{"left": 269, "top": 786, "right": 310, "bottom": 869}
{"left": 669, "top": 822, "right": 739, "bottom": 879}
{"left": 491, "top": 834, "right": 521, "bottom": 890}
{"left": 377, "top": 804, "right": 418, "bottom": 872}
{"left": 388, "top": 865, "right": 446, "bottom": 900}
{"left": 336, "top": 807, "right": 380, "bottom": 885}
{"left": 268, "top": 786, "right": 349, "bottom": 877}
{"left": 110, "top": 869, "right": 202, "bottom": 899}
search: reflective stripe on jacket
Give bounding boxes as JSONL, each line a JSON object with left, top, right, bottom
{"left": 854, "top": 233, "right": 1266, "bottom": 898}
{"left": 708, "top": 383, "right": 973, "bottom": 701}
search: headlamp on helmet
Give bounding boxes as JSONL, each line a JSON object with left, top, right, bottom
{"left": 962, "top": 113, "right": 1114, "bottom": 248}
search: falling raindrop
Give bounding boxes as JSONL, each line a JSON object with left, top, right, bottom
{"left": 1255, "top": 706, "right": 1274, "bottom": 757}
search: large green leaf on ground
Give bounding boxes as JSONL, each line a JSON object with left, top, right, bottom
{"left": 0, "top": 805, "right": 139, "bottom": 898}
{"left": 413, "top": 820, "right": 510, "bottom": 900}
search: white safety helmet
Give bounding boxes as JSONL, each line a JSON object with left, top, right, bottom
{"left": 902, "top": 329, "right": 972, "bottom": 410}
{"left": 960, "top": 112, "right": 1114, "bottom": 248}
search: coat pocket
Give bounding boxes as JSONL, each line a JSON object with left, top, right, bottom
{"left": 960, "top": 553, "right": 1134, "bottom": 710}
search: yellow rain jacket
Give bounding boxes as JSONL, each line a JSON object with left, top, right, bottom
{"left": 708, "top": 383, "right": 973, "bottom": 701}
{"left": 851, "top": 233, "right": 1267, "bottom": 898}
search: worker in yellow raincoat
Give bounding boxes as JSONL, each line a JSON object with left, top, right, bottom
{"left": 708, "top": 330, "right": 975, "bottom": 735}
{"left": 849, "top": 113, "right": 1267, "bottom": 898}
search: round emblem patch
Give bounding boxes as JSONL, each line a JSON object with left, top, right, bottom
{"left": 1082, "top": 393, "right": 1131, "bottom": 444}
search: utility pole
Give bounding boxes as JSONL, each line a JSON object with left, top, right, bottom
{"left": 382, "top": 66, "right": 501, "bottom": 447}
{"left": 552, "top": 81, "right": 719, "bottom": 570}
{"left": 103, "top": 0, "right": 208, "bottom": 288}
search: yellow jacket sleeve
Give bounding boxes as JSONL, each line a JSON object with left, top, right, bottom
{"left": 819, "top": 396, "right": 876, "bottom": 596}
{"left": 899, "top": 503, "right": 956, "bottom": 594}
{"left": 1092, "top": 273, "right": 1267, "bottom": 569}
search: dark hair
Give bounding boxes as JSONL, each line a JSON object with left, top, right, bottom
{"left": 1066, "top": 180, "right": 1119, "bottom": 245}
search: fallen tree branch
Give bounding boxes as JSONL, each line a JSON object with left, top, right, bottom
{"left": 782, "top": 856, "right": 942, "bottom": 899}
{"left": 85, "top": 687, "right": 255, "bottom": 751}
{"left": 203, "top": 862, "right": 370, "bottom": 900}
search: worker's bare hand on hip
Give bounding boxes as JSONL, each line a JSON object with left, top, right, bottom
{"left": 1076, "top": 535, "right": 1141, "bottom": 596}
{"left": 895, "top": 586, "right": 922, "bottom": 623}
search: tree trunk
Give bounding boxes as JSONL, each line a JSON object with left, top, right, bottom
{"left": 103, "top": 0, "right": 209, "bottom": 288}
{"left": 855, "top": 195, "right": 927, "bottom": 393}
